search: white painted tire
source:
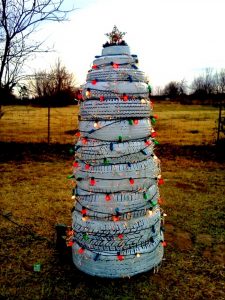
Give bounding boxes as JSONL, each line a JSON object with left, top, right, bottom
{"left": 79, "top": 119, "right": 152, "bottom": 141}
{"left": 80, "top": 98, "right": 151, "bottom": 120}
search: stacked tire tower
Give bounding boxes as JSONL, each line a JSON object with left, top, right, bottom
{"left": 71, "top": 26, "right": 165, "bottom": 278}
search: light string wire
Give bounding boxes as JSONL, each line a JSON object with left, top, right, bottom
{"left": 73, "top": 181, "right": 158, "bottom": 196}
{"left": 73, "top": 191, "right": 158, "bottom": 217}
{"left": 72, "top": 234, "right": 164, "bottom": 258}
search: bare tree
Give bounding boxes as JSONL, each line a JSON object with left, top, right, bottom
{"left": 163, "top": 80, "right": 187, "bottom": 98}
{"left": 214, "top": 69, "right": 225, "bottom": 94}
{"left": 30, "top": 59, "right": 77, "bottom": 105}
{"left": 191, "top": 68, "right": 216, "bottom": 96}
{"left": 0, "top": 0, "right": 74, "bottom": 94}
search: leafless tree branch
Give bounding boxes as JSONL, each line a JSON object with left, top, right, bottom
{"left": 0, "top": 0, "right": 74, "bottom": 93}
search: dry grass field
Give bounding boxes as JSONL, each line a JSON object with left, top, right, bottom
{"left": 0, "top": 102, "right": 224, "bottom": 300}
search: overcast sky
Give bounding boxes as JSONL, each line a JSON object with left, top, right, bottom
{"left": 30, "top": 0, "right": 225, "bottom": 91}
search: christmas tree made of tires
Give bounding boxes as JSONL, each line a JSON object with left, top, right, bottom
{"left": 68, "top": 26, "right": 166, "bottom": 278}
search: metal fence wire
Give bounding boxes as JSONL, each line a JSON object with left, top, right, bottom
{"left": 0, "top": 103, "right": 219, "bottom": 145}
{"left": 0, "top": 105, "right": 79, "bottom": 144}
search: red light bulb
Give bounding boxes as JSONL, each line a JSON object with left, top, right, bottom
{"left": 92, "top": 64, "right": 98, "bottom": 69}
{"left": 112, "top": 215, "right": 119, "bottom": 222}
{"left": 90, "top": 177, "right": 96, "bottom": 186}
{"left": 133, "top": 119, "right": 139, "bottom": 125}
{"left": 158, "top": 178, "right": 164, "bottom": 185}
{"left": 85, "top": 164, "right": 90, "bottom": 170}
{"left": 91, "top": 79, "right": 97, "bottom": 85}
{"left": 100, "top": 95, "right": 104, "bottom": 102}
{"left": 113, "top": 63, "right": 119, "bottom": 69}
{"left": 145, "top": 139, "right": 151, "bottom": 146}
{"left": 151, "top": 131, "right": 157, "bottom": 138}
{"left": 117, "top": 253, "right": 124, "bottom": 261}
{"left": 75, "top": 131, "right": 81, "bottom": 137}
{"left": 78, "top": 247, "right": 85, "bottom": 254}
{"left": 162, "top": 241, "right": 167, "bottom": 247}
{"left": 129, "top": 178, "right": 135, "bottom": 185}
{"left": 118, "top": 234, "right": 123, "bottom": 239}
{"left": 105, "top": 194, "right": 111, "bottom": 201}
{"left": 82, "top": 137, "right": 88, "bottom": 144}
{"left": 81, "top": 207, "right": 87, "bottom": 215}
{"left": 73, "top": 161, "right": 79, "bottom": 168}
{"left": 77, "top": 93, "right": 83, "bottom": 100}
{"left": 67, "top": 241, "right": 74, "bottom": 247}
{"left": 122, "top": 94, "right": 128, "bottom": 101}
{"left": 158, "top": 198, "right": 163, "bottom": 205}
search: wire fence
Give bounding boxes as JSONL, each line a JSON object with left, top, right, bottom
{"left": 0, "top": 103, "right": 220, "bottom": 146}
{"left": 0, "top": 104, "right": 79, "bottom": 144}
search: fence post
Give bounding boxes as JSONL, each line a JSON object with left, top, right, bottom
{"left": 217, "top": 99, "right": 222, "bottom": 143}
{"left": 48, "top": 102, "right": 50, "bottom": 144}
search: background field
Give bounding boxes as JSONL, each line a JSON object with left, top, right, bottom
{"left": 0, "top": 103, "right": 224, "bottom": 300}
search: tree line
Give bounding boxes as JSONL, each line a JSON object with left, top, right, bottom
{"left": 157, "top": 68, "right": 225, "bottom": 101}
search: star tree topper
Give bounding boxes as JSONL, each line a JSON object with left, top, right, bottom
{"left": 105, "top": 25, "right": 126, "bottom": 44}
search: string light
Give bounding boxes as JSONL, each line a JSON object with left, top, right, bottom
{"left": 105, "top": 194, "right": 111, "bottom": 201}
{"left": 129, "top": 178, "right": 135, "bottom": 185}
{"left": 94, "top": 121, "right": 99, "bottom": 128}
{"left": 128, "top": 119, "right": 133, "bottom": 125}
{"left": 81, "top": 207, "right": 87, "bottom": 216}
{"left": 128, "top": 75, "right": 133, "bottom": 82}
{"left": 82, "top": 137, "right": 88, "bottom": 144}
{"left": 151, "top": 131, "right": 157, "bottom": 138}
{"left": 145, "top": 140, "right": 151, "bottom": 146}
{"left": 67, "top": 174, "right": 75, "bottom": 179}
{"left": 117, "top": 252, "right": 124, "bottom": 261}
{"left": 162, "top": 241, "right": 167, "bottom": 247}
{"left": 67, "top": 241, "right": 74, "bottom": 247}
{"left": 158, "top": 178, "right": 164, "bottom": 185}
{"left": 112, "top": 215, "right": 120, "bottom": 222}
{"left": 77, "top": 93, "right": 83, "bottom": 100}
{"left": 110, "top": 142, "right": 114, "bottom": 151}
{"left": 94, "top": 253, "right": 100, "bottom": 261}
{"left": 90, "top": 177, "right": 96, "bottom": 186}
{"left": 100, "top": 95, "right": 104, "bottom": 101}
{"left": 143, "top": 192, "right": 148, "bottom": 200}
{"left": 103, "top": 157, "right": 110, "bottom": 165}
{"left": 86, "top": 88, "right": 91, "bottom": 97}
{"left": 73, "top": 161, "right": 79, "bottom": 168}
{"left": 91, "top": 79, "right": 97, "bottom": 85}
{"left": 83, "top": 233, "right": 89, "bottom": 241}
{"left": 122, "top": 94, "right": 128, "bottom": 101}
{"left": 158, "top": 198, "right": 163, "bottom": 205}
{"left": 112, "top": 63, "right": 119, "bottom": 69}
{"left": 148, "top": 209, "right": 153, "bottom": 216}
{"left": 153, "top": 139, "right": 159, "bottom": 145}
{"left": 85, "top": 164, "right": 90, "bottom": 170}
{"left": 78, "top": 247, "right": 85, "bottom": 254}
